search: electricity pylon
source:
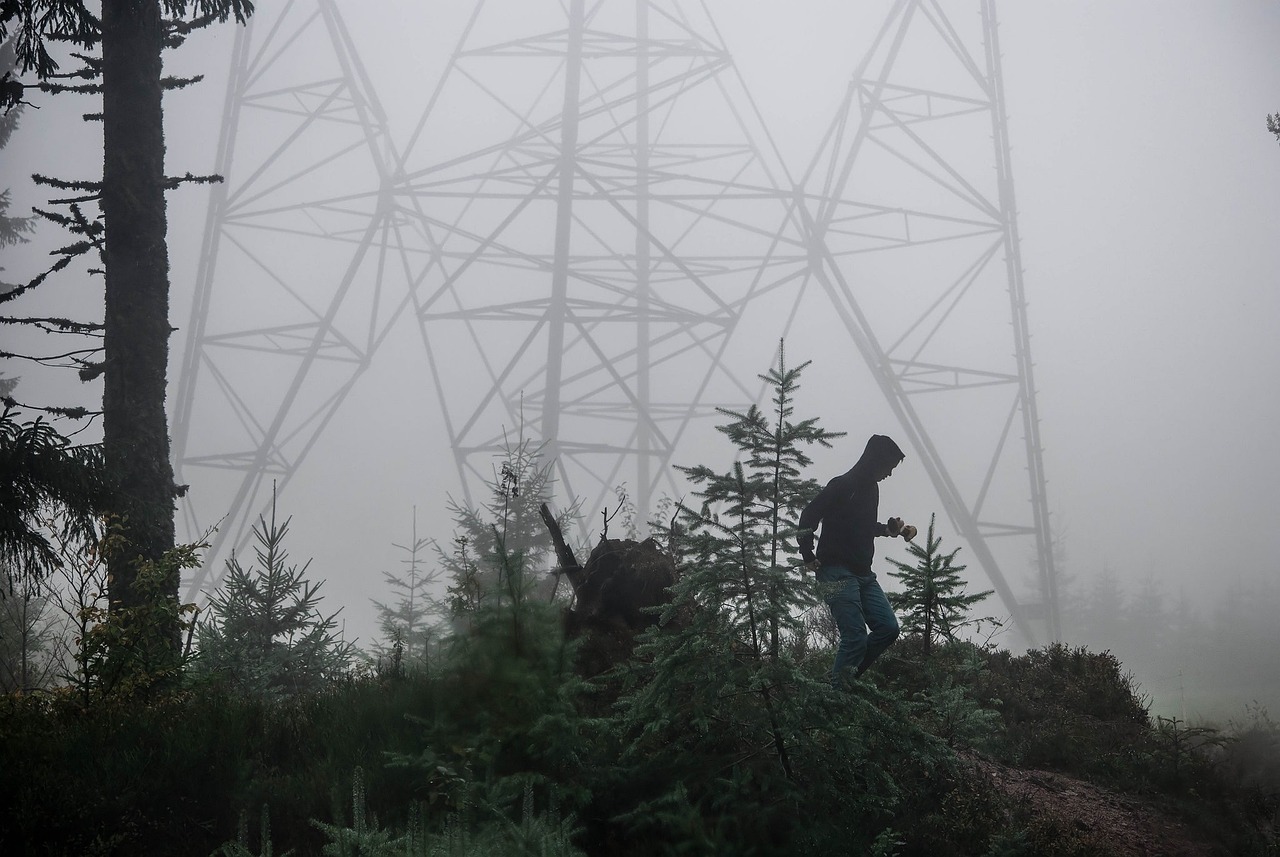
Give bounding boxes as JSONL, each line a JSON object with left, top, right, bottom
{"left": 171, "top": 0, "right": 807, "bottom": 592}
{"left": 172, "top": 0, "right": 1059, "bottom": 647}
{"left": 397, "top": 0, "right": 807, "bottom": 527}
{"left": 794, "top": 0, "right": 1059, "bottom": 643}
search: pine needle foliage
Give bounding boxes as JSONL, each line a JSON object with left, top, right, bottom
{"left": 385, "top": 438, "right": 591, "bottom": 844}
{"left": 633, "top": 345, "right": 843, "bottom": 789}
{"left": 0, "top": 405, "right": 105, "bottom": 577}
{"left": 886, "top": 513, "right": 993, "bottom": 657}
{"left": 195, "top": 490, "right": 354, "bottom": 698}
{"left": 1, "top": 37, "right": 35, "bottom": 291}
{"left": 372, "top": 508, "right": 440, "bottom": 674}
{"left": 307, "top": 769, "right": 584, "bottom": 857}
{"left": 0, "top": 0, "right": 254, "bottom": 80}
{"left": 671, "top": 341, "right": 845, "bottom": 659}
{"left": 212, "top": 805, "right": 292, "bottom": 857}
{"left": 439, "top": 437, "right": 576, "bottom": 624}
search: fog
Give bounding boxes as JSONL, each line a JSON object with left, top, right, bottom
{"left": 3, "top": 1, "right": 1279, "bottom": 721}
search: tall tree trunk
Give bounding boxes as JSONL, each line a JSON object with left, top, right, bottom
{"left": 100, "top": 0, "right": 177, "bottom": 647}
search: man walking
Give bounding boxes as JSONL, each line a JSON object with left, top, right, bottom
{"left": 798, "top": 434, "right": 912, "bottom": 685}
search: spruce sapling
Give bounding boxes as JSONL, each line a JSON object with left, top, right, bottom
{"left": 371, "top": 507, "right": 439, "bottom": 673}
{"left": 886, "top": 513, "right": 993, "bottom": 657}
{"left": 194, "top": 488, "right": 354, "bottom": 697}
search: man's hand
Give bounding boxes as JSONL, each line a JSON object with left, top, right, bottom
{"left": 886, "top": 517, "right": 904, "bottom": 536}
{"left": 900, "top": 524, "right": 917, "bottom": 541}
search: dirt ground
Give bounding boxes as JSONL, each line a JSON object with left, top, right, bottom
{"left": 966, "top": 755, "right": 1222, "bottom": 857}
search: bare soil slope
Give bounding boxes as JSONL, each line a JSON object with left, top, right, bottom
{"left": 968, "top": 754, "right": 1221, "bottom": 857}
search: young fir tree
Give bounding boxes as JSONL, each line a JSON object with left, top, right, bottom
{"left": 439, "top": 436, "right": 577, "bottom": 628}
{"left": 672, "top": 342, "right": 846, "bottom": 660}
{"left": 433, "top": 435, "right": 579, "bottom": 704}
{"left": 886, "top": 514, "right": 993, "bottom": 657}
{"left": 633, "top": 346, "right": 843, "bottom": 784}
{"left": 387, "top": 440, "right": 588, "bottom": 829}
{"left": 194, "top": 490, "right": 354, "bottom": 697}
{"left": 371, "top": 507, "right": 439, "bottom": 673}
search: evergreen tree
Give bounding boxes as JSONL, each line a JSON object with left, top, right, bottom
{"left": 194, "top": 490, "right": 354, "bottom": 697}
{"left": 0, "top": 404, "right": 105, "bottom": 577}
{"left": 1124, "top": 572, "right": 1171, "bottom": 672}
{"left": 633, "top": 346, "right": 844, "bottom": 783}
{"left": 0, "top": 37, "right": 34, "bottom": 293}
{"left": 0, "top": 560, "right": 62, "bottom": 692}
{"left": 886, "top": 514, "right": 993, "bottom": 657}
{"left": 388, "top": 440, "right": 588, "bottom": 831}
{"left": 1, "top": 1, "right": 253, "bottom": 662}
{"left": 1082, "top": 564, "right": 1127, "bottom": 652}
{"left": 371, "top": 507, "right": 439, "bottom": 673}
{"left": 440, "top": 437, "right": 576, "bottom": 628}
{"left": 672, "top": 342, "right": 845, "bottom": 659}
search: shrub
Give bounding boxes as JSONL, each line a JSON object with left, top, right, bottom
{"left": 1217, "top": 703, "right": 1280, "bottom": 798}
{"left": 977, "top": 644, "right": 1151, "bottom": 782}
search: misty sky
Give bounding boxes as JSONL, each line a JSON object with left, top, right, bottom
{"left": 3, "top": 2, "right": 1279, "bottom": 712}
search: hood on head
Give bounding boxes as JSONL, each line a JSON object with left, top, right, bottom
{"left": 855, "top": 434, "right": 905, "bottom": 470}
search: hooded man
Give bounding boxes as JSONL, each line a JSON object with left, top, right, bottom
{"left": 798, "top": 434, "right": 911, "bottom": 685}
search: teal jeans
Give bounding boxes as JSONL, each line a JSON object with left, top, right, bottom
{"left": 818, "top": 565, "right": 899, "bottom": 685}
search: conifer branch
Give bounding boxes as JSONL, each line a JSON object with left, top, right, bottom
{"left": 37, "top": 79, "right": 99, "bottom": 95}
{"left": 0, "top": 315, "right": 103, "bottom": 334}
{"left": 163, "top": 171, "right": 221, "bottom": 189}
{"left": 160, "top": 73, "right": 203, "bottom": 91}
{"left": 32, "top": 174, "right": 101, "bottom": 192}
{"left": 1, "top": 397, "right": 99, "bottom": 421}
{"left": 0, "top": 344, "right": 102, "bottom": 368}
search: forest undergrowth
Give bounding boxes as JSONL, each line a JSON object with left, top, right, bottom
{"left": 2, "top": 636, "right": 1277, "bottom": 855}
{"left": 2, "top": 352, "right": 1278, "bottom": 856}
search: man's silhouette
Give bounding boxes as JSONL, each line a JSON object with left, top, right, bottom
{"left": 798, "top": 434, "right": 911, "bottom": 685}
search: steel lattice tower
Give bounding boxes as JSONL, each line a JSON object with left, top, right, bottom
{"left": 397, "top": 0, "right": 806, "bottom": 530}
{"left": 173, "top": 0, "right": 810, "bottom": 595}
{"left": 173, "top": 0, "right": 1058, "bottom": 645}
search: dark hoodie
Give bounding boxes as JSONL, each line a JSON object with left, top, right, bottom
{"left": 797, "top": 434, "right": 905, "bottom": 574}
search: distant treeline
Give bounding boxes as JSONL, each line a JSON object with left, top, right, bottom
{"left": 1051, "top": 567, "right": 1280, "bottom": 721}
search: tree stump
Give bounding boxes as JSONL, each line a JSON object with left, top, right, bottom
{"left": 541, "top": 504, "right": 678, "bottom": 677}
